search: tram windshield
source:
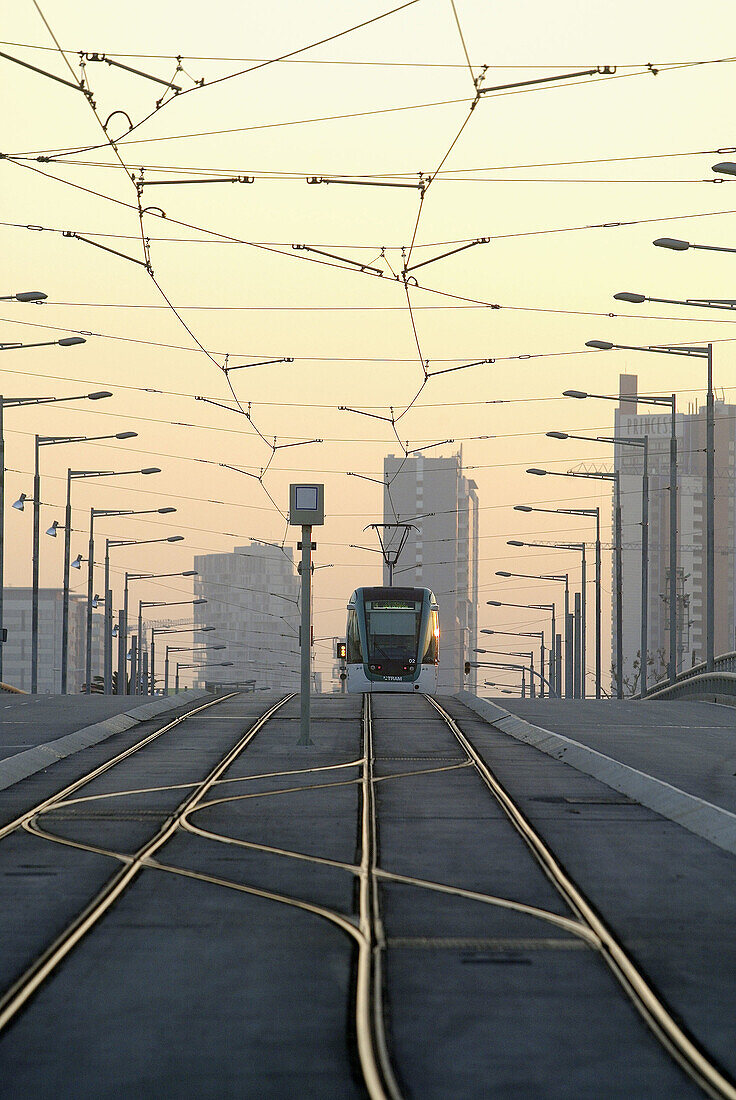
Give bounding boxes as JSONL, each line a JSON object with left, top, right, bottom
{"left": 364, "top": 599, "right": 421, "bottom": 661}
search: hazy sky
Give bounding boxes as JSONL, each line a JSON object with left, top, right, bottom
{"left": 3, "top": 1, "right": 736, "bottom": 688}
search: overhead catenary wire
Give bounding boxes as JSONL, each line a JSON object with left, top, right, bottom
{"left": 3, "top": 39, "right": 734, "bottom": 68}
{"left": 5, "top": 4, "right": 733, "bottom": 682}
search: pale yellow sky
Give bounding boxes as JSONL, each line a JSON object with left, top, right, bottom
{"left": 3, "top": 0, "right": 736, "bottom": 686}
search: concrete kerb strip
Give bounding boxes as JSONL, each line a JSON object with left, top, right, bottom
{"left": 0, "top": 690, "right": 211, "bottom": 793}
{"left": 457, "top": 690, "right": 736, "bottom": 858}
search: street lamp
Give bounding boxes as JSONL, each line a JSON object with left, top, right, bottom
{"left": 166, "top": 644, "right": 225, "bottom": 693}
{"left": 0, "top": 291, "right": 47, "bottom": 302}
{"left": 480, "top": 627, "right": 545, "bottom": 698}
{"left": 82, "top": 474, "right": 161, "bottom": 694}
{"left": 495, "top": 569, "right": 569, "bottom": 698}
{"left": 0, "top": 336, "right": 85, "bottom": 351}
{"left": 146, "top": 620, "right": 214, "bottom": 695}
{"left": 595, "top": 334, "right": 715, "bottom": 674}
{"left": 652, "top": 236, "right": 736, "bottom": 256}
{"left": 568, "top": 371, "right": 684, "bottom": 683}
{"left": 514, "top": 501, "right": 601, "bottom": 699}
{"left": 122, "top": 569, "right": 198, "bottom": 694}
{"left": 614, "top": 289, "right": 736, "bottom": 312}
{"left": 472, "top": 653, "right": 554, "bottom": 697}
{"left": 175, "top": 660, "right": 233, "bottom": 693}
{"left": 22, "top": 422, "right": 135, "bottom": 691}
{"left": 143, "top": 601, "right": 208, "bottom": 695}
{"left": 508, "top": 528, "right": 589, "bottom": 699}
{"left": 0, "top": 382, "right": 111, "bottom": 682}
{"left": 475, "top": 658, "right": 531, "bottom": 693}
{"left": 486, "top": 600, "right": 556, "bottom": 697}
{"left": 483, "top": 680, "right": 522, "bottom": 696}
{"left": 60, "top": 466, "right": 158, "bottom": 692}
{"left": 546, "top": 432, "right": 650, "bottom": 697}
{"left": 103, "top": 524, "right": 180, "bottom": 692}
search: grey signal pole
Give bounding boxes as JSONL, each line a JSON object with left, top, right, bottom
{"left": 300, "top": 526, "right": 312, "bottom": 745}
{"left": 289, "top": 484, "right": 324, "bottom": 748}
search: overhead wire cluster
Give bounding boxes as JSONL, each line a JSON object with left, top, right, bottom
{"left": 1, "top": 1, "right": 733, "bottom": 682}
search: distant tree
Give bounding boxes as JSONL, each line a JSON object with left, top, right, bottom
{"left": 613, "top": 648, "right": 667, "bottom": 697}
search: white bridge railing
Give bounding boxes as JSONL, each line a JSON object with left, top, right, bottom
{"left": 644, "top": 652, "right": 736, "bottom": 701}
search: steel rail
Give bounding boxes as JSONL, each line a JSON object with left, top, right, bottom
{"left": 50, "top": 758, "right": 364, "bottom": 811}
{"left": 427, "top": 696, "right": 736, "bottom": 1100}
{"left": 0, "top": 692, "right": 240, "bottom": 842}
{"left": 0, "top": 693, "right": 294, "bottom": 1032}
{"left": 357, "top": 694, "right": 404, "bottom": 1100}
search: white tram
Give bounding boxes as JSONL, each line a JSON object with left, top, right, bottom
{"left": 346, "top": 586, "right": 439, "bottom": 694}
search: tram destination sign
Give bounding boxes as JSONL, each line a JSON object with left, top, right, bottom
{"left": 369, "top": 599, "right": 418, "bottom": 610}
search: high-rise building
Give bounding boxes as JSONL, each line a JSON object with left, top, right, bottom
{"left": 614, "top": 373, "right": 736, "bottom": 690}
{"left": 192, "top": 542, "right": 301, "bottom": 691}
{"left": 382, "top": 451, "right": 479, "bottom": 693}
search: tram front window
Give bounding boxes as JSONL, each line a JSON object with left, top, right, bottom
{"left": 365, "top": 606, "right": 420, "bottom": 662}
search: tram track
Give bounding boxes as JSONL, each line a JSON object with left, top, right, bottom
{"left": 0, "top": 691, "right": 241, "bottom": 842}
{"left": 0, "top": 692, "right": 293, "bottom": 1033}
{"left": 0, "top": 689, "right": 733, "bottom": 1096}
{"left": 0, "top": 690, "right": 400, "bottom": 1100}
{"left": 425, "top": 694, "right": 736, "bottom": 1100}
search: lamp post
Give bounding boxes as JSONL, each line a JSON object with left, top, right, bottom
{"left": 485, "top": 600, "right": 556, "bottom": 697}
{"left": 175, "top": 660, "right": 233, "bottom": 693}
{"left": 484, "top": 680, "right": 522, "bottom": 696}
{"left": 166, "top": 644, "right": 225, "bottom": 692}
{"left": 0, "top": 378, "right": 112, "bottom": 681}
{"left": 26, "top": 421, "right": 135, "bottom": 690}
{"left": 480, "top": 627, "right": 545, "bottom": 698}
{"left": 507, "top": 536, "right": 586, "bottom": 698}
{"left": 494, "top": 570, "right": 568, "bottom": 698}
{"left": 597, "top": 326, "right": 715, "bottom": 673}
{"left": 524, "top": 470, "right": 609, "bottom": 697}
{"left": 123, "top": 569, "right": 198, "bottom": 694}
{"left": 513, "top": 501, "right": 600, "bottom": 699}
{"left": 547, "top": 431, "right": 650, "bottom": 697}
{"left": 82, "top": 472, "right": 161, "bottom": 694}
{"left": 0, "top": 335, "right": 85, "bottom": 351}
{"left": 144, "top": 603, "right": 209, "bottom": 695}
{"left": 475, "top": 648, "right": 535, "bottom": 697}
{"left": 471, "top": 656, "right": 554, "bottom": 697}
{"left": 61, "top": 466, "right": 157, "bottom": 692}
{"left": 568, "top": 371, "right": 683, "bottom": 683}
{"left": 103, "top": 525, "right": 180, "bottom": 693}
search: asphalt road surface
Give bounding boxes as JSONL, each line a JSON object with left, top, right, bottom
{"left": 0, "top": 690, "right": 733, "bottom": 1098}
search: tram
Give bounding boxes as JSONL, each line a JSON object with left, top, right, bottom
{"left": 345, "top": 586, "right": 439, "bottom": 694}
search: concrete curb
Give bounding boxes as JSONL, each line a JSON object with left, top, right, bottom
{"left": 0, "top": 690, "right": 211, "bottom": 793}
{"left": 456, "top": 690, "right": 736, "bottom": 858}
